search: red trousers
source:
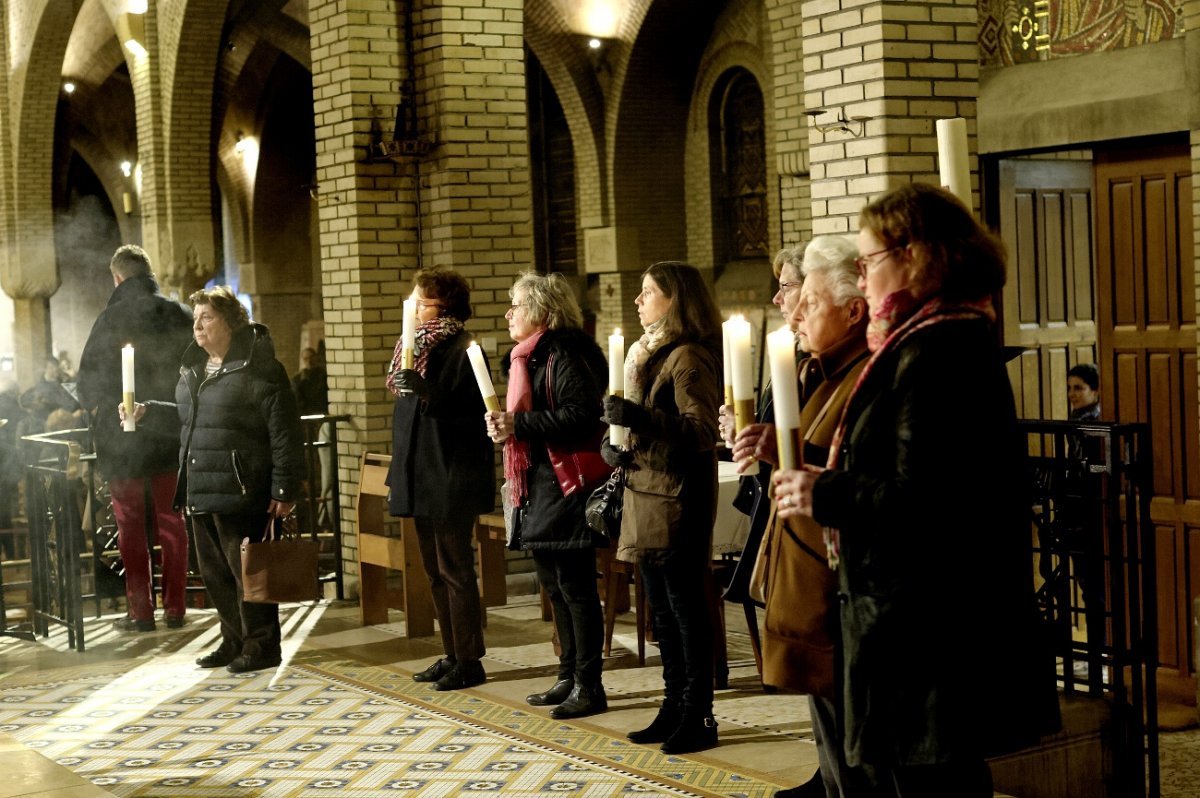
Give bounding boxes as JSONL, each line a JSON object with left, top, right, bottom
{"left": 108, "top": 473, "right": 189, "bottom": 621}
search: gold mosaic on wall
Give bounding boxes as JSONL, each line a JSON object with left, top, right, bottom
{"left": 979, "top": 0, "right": 1184, "bottom": 67}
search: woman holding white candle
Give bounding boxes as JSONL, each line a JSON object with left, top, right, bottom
{"left": 736, "top": 236, "right": 871, "bottom": 798}
{"left": 774, "top": 185, "right": 1058, "bottom": 796}
{"left": 386, "top": 268, "right": 495, "bottom": 691}
{"left": 601, "top": 261, "right": 722, "bottom": 755}
{"left": 485, "top": 272, "right": 609, "bottom": 719}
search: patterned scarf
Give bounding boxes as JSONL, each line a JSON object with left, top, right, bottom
{"left": 822, "top": 294, "right": 996, "bottom": 567}
{"left": 623, "top": 317, "right": 668, "bottom": 405}
{"left": 386, "top": 316, "right": 464, "bottom": 396}
{"left": 502, "top": 329, "right": 546, "bottom": 508}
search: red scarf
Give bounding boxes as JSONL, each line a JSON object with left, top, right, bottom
{"left": 386, "top": 316, "right": 463, "bottom": 396}
{"left": 822, "top": 294, "right": 996, "bottom": 567}
{"left": 502, "top": 329, "right": 546, "bottom": 508}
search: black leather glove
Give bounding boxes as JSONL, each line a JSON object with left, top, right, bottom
{"left": 394, "top": 369, "right": 431, "bottom": 397}
{"left": 601, "top": 439, "right": 634, "bottom": 468}
{"left": 603, "top": 395, "right": 649, "bottom": 431}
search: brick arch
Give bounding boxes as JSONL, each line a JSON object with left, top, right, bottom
{"left": 157, "top": 0, "right": 228, "bottom": 292}
{"left": 69, "top": 130, "right": 140, "bottom": 246}
{"left": 5, "top": 0, "right": 79, "bottom": 299}
{"left": 523, "top": 11, "right": 608, "bottom": 228}
{"left": 685, "top": 41, "right": 774, "bottom": 270}
{"left": 608, "top": 0, "right": 723, "bottom": 265}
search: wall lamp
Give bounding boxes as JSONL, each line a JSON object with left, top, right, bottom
{"left": 806, "top": 107, "right": 872, "bottom": 138}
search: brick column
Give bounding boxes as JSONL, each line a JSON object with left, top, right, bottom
{"left": 310, "top": 0, "right": 413, "bottom": 590}
{"left": 802, "top": 0, "right": 979, "bottom": 234}
{"left": 766, "top": 0, "right": 813, "bottom": 245}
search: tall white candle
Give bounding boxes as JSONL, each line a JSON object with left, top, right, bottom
{"left": 767, "top": 326, "right": 802, "bottom": 470}
{"left": 608, "top": 328, "right": 626, "bottom": 449}
{"left": 400, "top": 297, "right": 417, "bottom": 371}
{"left": 466, "top": 342, "right": 501, "bottom": 412}
{"left": 121, "top": 344, "right": 136, "bottom": 432}
{"left": 721, "top": 319, "right": 734, "bottom": 408}
{"left": 936, "top": 117, "right": 971, "bottom": 210}
{"left": 728, "top": 315, "right": 754, "bottom": 433}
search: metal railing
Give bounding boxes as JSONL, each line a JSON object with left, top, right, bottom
{"left": 1021, "top": 420, "right": 1157, "bottom": 798}
{"left": 298, "top": 414, "right": 349, "bottom": 600}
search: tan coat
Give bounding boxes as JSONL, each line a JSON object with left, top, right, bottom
{"left": 617, "top": 341, "right": 721, "bottom": 564}
{"left": 759, "top": 333, "right": 868, "bottom": 696}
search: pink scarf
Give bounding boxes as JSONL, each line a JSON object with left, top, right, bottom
{"left": 822, "top": 294, "right": 996, "bottom": 567}
{"left": 502, "top": 329, "right": 546, "bottom": 508}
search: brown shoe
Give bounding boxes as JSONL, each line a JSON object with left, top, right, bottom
{"left": 113, "top": 617, "right": 155, "bottom": 633}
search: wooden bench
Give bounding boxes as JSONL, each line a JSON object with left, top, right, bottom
{"left": 356, "top": 453, "right": 507, "bottom": 636}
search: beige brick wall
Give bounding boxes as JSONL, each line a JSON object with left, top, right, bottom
{"left": 802, "top": 0, "right": 978, "bottom": 234}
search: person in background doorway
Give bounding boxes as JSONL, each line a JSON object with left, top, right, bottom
{"left": 77, "top": 244, "right": 193, "bottom": 633}
{"left": 292, "top": 345, "right": 332, "bottom": 529}
{"left": 386, "top": 268, "right": 495, "bottom": 691}
{"left": 1067, "top": 362, "right": 1100, "bottom": 422}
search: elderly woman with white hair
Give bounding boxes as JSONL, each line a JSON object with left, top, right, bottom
{"left": 731, "top": 235, "right": 871, "bottom": 798}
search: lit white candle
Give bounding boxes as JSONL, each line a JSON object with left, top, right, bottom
{"left": 466, "top": 341, "right": 501, "bottom": 412}
{"left": 400, "top": 297, "right": 417, "bottom": 371}
{"left": 767, "top": 326, "right": 802, "bottom": 470}
{"left": 721, "top": 319, "right": 734, "bottom": 408}
{"left": 728, "top": 315, "right": 754, "bottom": 433}
{"left": 608, "top": 328, "right": 626, "bottom": 449}
{"left": 936, "top": 117, "right": 971, "bottom": 210}
{"left": 121, "top": 344, "right": 136, "bottom": 432}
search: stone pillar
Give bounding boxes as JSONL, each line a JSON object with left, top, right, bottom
{"left": 10, "top": 297, "right": 51, "bottom": 390}
{"left": 802, "top": 0, "right": 980, "bottom": 233}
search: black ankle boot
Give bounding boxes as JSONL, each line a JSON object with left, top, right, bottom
{"left": 550, "top": 683, "right": 607, "bottom": 719}
{"left": 626, "top": 702, "right": 682, "bottom": 745}
{"left": 660, "top": 713, "right": 718, "bottom": 755}
{"left": 526, "top": 678, "right": 574, "bottom": 707}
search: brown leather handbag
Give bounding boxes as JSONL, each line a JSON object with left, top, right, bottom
{"left": 240, "top": 514, "right": 320, "bottom": 604}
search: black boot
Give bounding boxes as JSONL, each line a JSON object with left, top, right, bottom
{"left": 626, "top": 701, "right": 682, "bottom": 745}
{"left": 660, "top": 713, "right": 718, "bottom": 755}
{"left": 526, "top": 678, "right": 574, "bottom": 707}
{"left": 550, "top": 683, "right": 608, "bottom": 719}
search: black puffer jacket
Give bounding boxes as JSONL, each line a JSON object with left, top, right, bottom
{"left": 77, "top": 275, "right": 193, "bottom": 480}
{"left": 171, "top": 323, "right": 304, "bottom": 515}
{"left": 502, "top": 327, "right": 608, "bottom": 549}
{"left": 811, "top": 315, "right": 1059, "bottom": 767}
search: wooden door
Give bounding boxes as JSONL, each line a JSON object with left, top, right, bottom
{"left": 1094, "top": 140, "right": 1199, "bottom": 681}
{"left": 999, "top": 160, "right": 1097, "bottom": 418}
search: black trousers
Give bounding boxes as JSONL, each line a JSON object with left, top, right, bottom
{"left": 639, "top": 544, "right": 714, "bottom": 716}
{"left": 414, "top": 510, "right": 485, "bottom": 662}
{"left": 532, "top": 547, "right": 604, "bottom": 686}
{"left": 190, "top": 511, "right": 280, "bottom": 660}
{"left": 810, "top": 694, "right": 878, "bottom": 797}
{"left": 864, "top": 759, "right": 993, "bottom": 798}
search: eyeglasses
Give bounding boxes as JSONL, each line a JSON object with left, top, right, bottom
{"left": 777, "top": 280, "right": 802, "bottom": 294}
{"left": 415, "top": 299, "right": 444, "bottom": 311}
{"left": 854, "top": 247, "right": 899, "bottom": 278}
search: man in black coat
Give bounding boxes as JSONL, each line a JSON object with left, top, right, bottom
{"left": 77, "top": 245, "right": 194, "bottom": 633}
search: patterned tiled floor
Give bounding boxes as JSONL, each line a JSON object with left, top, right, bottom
{"left": 0, "top": 600, "right": 813, "bottom": 797}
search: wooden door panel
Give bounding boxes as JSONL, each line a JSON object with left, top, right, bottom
{"left": 999, "top": 160, "right": 1096, "bottom": 421}
{"left": 1095, "top": 138, "right": 1194, "bottom": 678}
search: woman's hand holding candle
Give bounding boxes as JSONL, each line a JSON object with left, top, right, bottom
{"left": 485, "top": 410, "right": 514, "bottom": 443}
{"left": 732, "top": 423, "right": 777, "bottom": 473}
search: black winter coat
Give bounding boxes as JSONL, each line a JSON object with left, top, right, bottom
{"left": 77, "top": 275, "right": 193, "bottom": 480}
{"left": 170, "top": 323, "right": 304, "bottom": 515}
{"left": 502, "top": 328, "right": 608, "bottom": 550}
{"left": 386, "top": 329, "right": 495, "bottom": 519}
{"left": 811, "top": 315, "right": 1059, "bottom": 767}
